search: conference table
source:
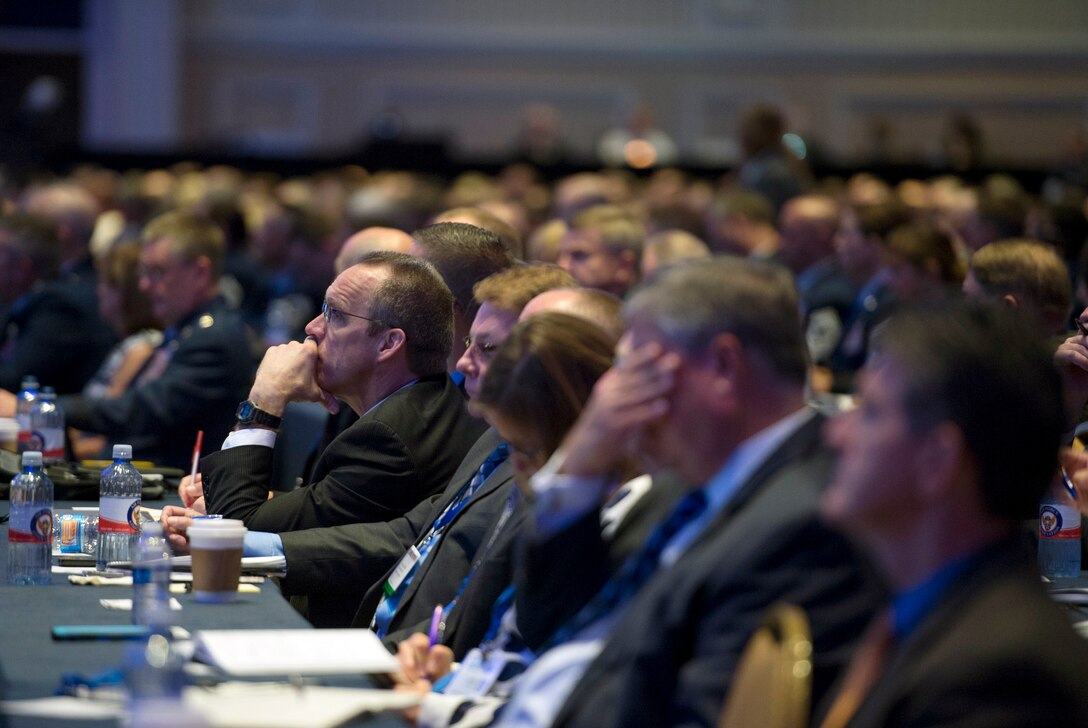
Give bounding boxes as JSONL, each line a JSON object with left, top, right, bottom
{"left": 0, "top": 499, "right": 409, "bottom": 727}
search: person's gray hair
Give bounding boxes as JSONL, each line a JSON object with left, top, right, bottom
{"left": 623, "top": 256, "right": 807, "bottom": 383}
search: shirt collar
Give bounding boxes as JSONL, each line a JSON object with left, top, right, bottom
{"left": 891, "top": 549, "right": 982, "bottom": 640}
{"left": 700, "top": 406, "right": 817, "bottom": 515}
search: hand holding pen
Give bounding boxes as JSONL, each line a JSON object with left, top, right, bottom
{"left": 395, "top": 628, "right": 455, "bottom": 685}
{"left": 1060, "top": 447, "right": 1088, "bottom": 517}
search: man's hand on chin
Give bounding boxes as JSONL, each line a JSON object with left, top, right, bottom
{"left": 248, "top": 338, "right": 326, "bottom": 415}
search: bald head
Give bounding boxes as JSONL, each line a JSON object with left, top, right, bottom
{"left": 335, "top": 227, "right": 414, "bottom": 274}
{"left": 519, "top": 286, "right": 624, "bottom": 341}
{"left": 777, "top": 194, "right": 841, "bottom": 273}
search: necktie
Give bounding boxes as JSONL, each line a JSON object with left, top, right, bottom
{"left": 817, "top": 608, "right": 895, "bottom": 728}
{"left": 540, "top": 488, "right": 709, "bottom": 651}
{"left": 372, "top": 443, "right": 509, "bottom": 636}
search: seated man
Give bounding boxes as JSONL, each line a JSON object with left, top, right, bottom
{"left": 50, "top": 211, "right": 251, "bottom": 468}
{"left": 200, "top": 251, "right": 486, "bottom": 534}
{"left": 0, "top": 213, "right": 114, "bottom": 397}
{"left": 169, "top": 263, "right": 572, "bottom": 629}
{"left": 556, "top": 205, "right": 643, "bottom": 298}
{"left": 962, "top": 238, "right": 1071, "bottom": 337}
{"left": 817, "top": 300, "right": 1088, "bottom": 728}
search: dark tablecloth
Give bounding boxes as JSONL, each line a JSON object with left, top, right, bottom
{"left": 0, "top": 500, "right": 407, "bottom": 727}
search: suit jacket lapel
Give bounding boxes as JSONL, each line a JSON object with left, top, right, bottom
{"left": 690, "top": 411, "right": 826, "bottom": 551}
{"left": 394, "top": 458, "right": 516, "bottom": 618}
{"left": 851, "top": 540, "right": 1029, "bottom": 724}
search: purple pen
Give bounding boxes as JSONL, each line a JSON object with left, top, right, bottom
{"left": 428, "top": 605, "right": 444, "bottom": 647}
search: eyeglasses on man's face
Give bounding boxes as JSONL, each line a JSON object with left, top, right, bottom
{"left": 462, "top": 335, "right": 499, "bottom": 361}
{"left": 322, "top": 300, "right": 391, "bottom": 329}
{"left": 138, "top": 256, "right": 196, "bottom": 283}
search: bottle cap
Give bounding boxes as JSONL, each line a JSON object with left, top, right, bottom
{"left": 21, "top": 451, "right": 43, "bottom": 467}
{"left": 141, "top": 521, "right": 164, "bottom": 537}
{"left": 112, "top": 444, "right": 133, "bottom": 460}
{"left": 19, "top": 376, "right": 39, "bottom": 390}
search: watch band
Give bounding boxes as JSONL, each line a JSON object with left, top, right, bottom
{"left": 235, "top": 400, "right": 283, "bottom": 429}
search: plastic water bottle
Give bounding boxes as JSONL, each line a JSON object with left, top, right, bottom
{"left": 32, "top": 386, "right": 65, "bottom": 462}
{"left": 132, "top": 521, "right": 172, "bottom": 633}
{"left": 7, "top": 451, "right": 54, "bottom": 585}
{"left": 123, "top": 635, "right": 208, "bottom": 728}
{"left": 97, "top": 444, "right": 143, "bottom": 570}
{"left": 15, "top": 376, "right": 39, "bottom": 453}
{"left": 1039, "top": 495, "right": 1082, "bottom": 578}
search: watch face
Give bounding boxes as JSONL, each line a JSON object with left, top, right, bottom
{"left": 237, "top": 401, "right": 255, "bottom": 422}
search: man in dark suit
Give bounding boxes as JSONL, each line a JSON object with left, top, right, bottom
{"left": 347, "top": 266, "right": 577, "bottom": 642}
{"left": 200, "top": 251, "right": 485, "bottom": 534}
{"left": 822, "top": 199, "right": 909, "bottom": 394}
{"left": 816, "top": 301, "right": 1088, "bottom": 728}
{"left": 0, "top": 213, "right": 114, "bottom": 397}
{"left": 169, "top": 263, "right": 570, "bottom": 629}
{"left": 426, "top": 258, "right": 881, "bottom": 728}
{"left": 50, "top": 211, "right": 252, "bottom": 468}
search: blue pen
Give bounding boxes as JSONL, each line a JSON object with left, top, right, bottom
{"left": 1061, "top": 466, "right": 1078, "bottom": 500}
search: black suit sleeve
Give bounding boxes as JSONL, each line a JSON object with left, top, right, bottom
{"left": 202, "top": 419, "right": 417, "bottom": 532}
{"left": 276, "top": 496, "right": 437, "bottom": 596}
{"left": 516, "top": 508, "right": 611, "bottom": 650}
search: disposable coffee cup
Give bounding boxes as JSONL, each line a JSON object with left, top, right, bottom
{"left": 187, "top": 519, "right": 247, "bottom": 603}
{"left": 0, "top": 418, "right": 17, "bottom": 453}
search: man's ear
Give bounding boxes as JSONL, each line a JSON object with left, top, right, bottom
{"left": 375, "top": 327, "right": 407, "bottom": 362}
{"left": 615, "top": 249, "right": 639, "bottom": 287}
{"left": 193, "top": 255, "right": 214, "bottom": 285}
{"left": 706, "top": 331, "right": 743, "bottom": 401}
{"left": 917, "top": 421, "right": 969, "bottom": 502}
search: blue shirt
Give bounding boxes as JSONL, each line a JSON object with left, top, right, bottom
{"left": 891, "top": 549, "right": 981, "bottom": 641}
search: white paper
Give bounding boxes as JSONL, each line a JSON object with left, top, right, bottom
{"left": 0, "top": 695, "right": 122, "bottom": 719}
{"left": 110, "top": 555, "right": 287, "bottom": 573}
{"left": 193, "top": 629, "right": 400, "bottom": 675}
{"left": 185, "top": 684, "right": 420, "bottom": 727}
{"left": 170, "top": 554, "right": 286, "bottom": 570}
{"left": 99, "top": 597, "right": 183, "bottom": 611}
{"left": 0, "top": 686, "right": 419, "bottom": 728}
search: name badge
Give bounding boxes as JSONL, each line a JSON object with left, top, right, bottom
{"left": 383, "top": 545, "right": 421, "bottom": 596}
{"left": 442, "top": 648, "right": 516, "bottom": 698}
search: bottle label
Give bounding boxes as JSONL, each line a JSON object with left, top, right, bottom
{"left": 99, "top": 496, "right": 140, "bottom": 533}
{"left": 30, "top": 427, "right": 64, "bottom": 460}
{"left": 8, "top": 507, "right": 53, "bottom": 544}
{"left": 1040, "top": 504, "right": 1082, "bottom": 539}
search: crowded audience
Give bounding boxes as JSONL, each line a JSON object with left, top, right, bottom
{"left": 3, "top": 131, "right": 1088, "bottom": 728}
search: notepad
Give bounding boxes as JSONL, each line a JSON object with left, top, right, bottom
{"left": 108, "top": 555, "right": 287, "bottom": 574}
{"left": 192, "top": 629, "right": 400, "bottom": 675}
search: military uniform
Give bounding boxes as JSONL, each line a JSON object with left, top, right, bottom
{"left": 61, "top": 296, "right": 255, "bottom": 469}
